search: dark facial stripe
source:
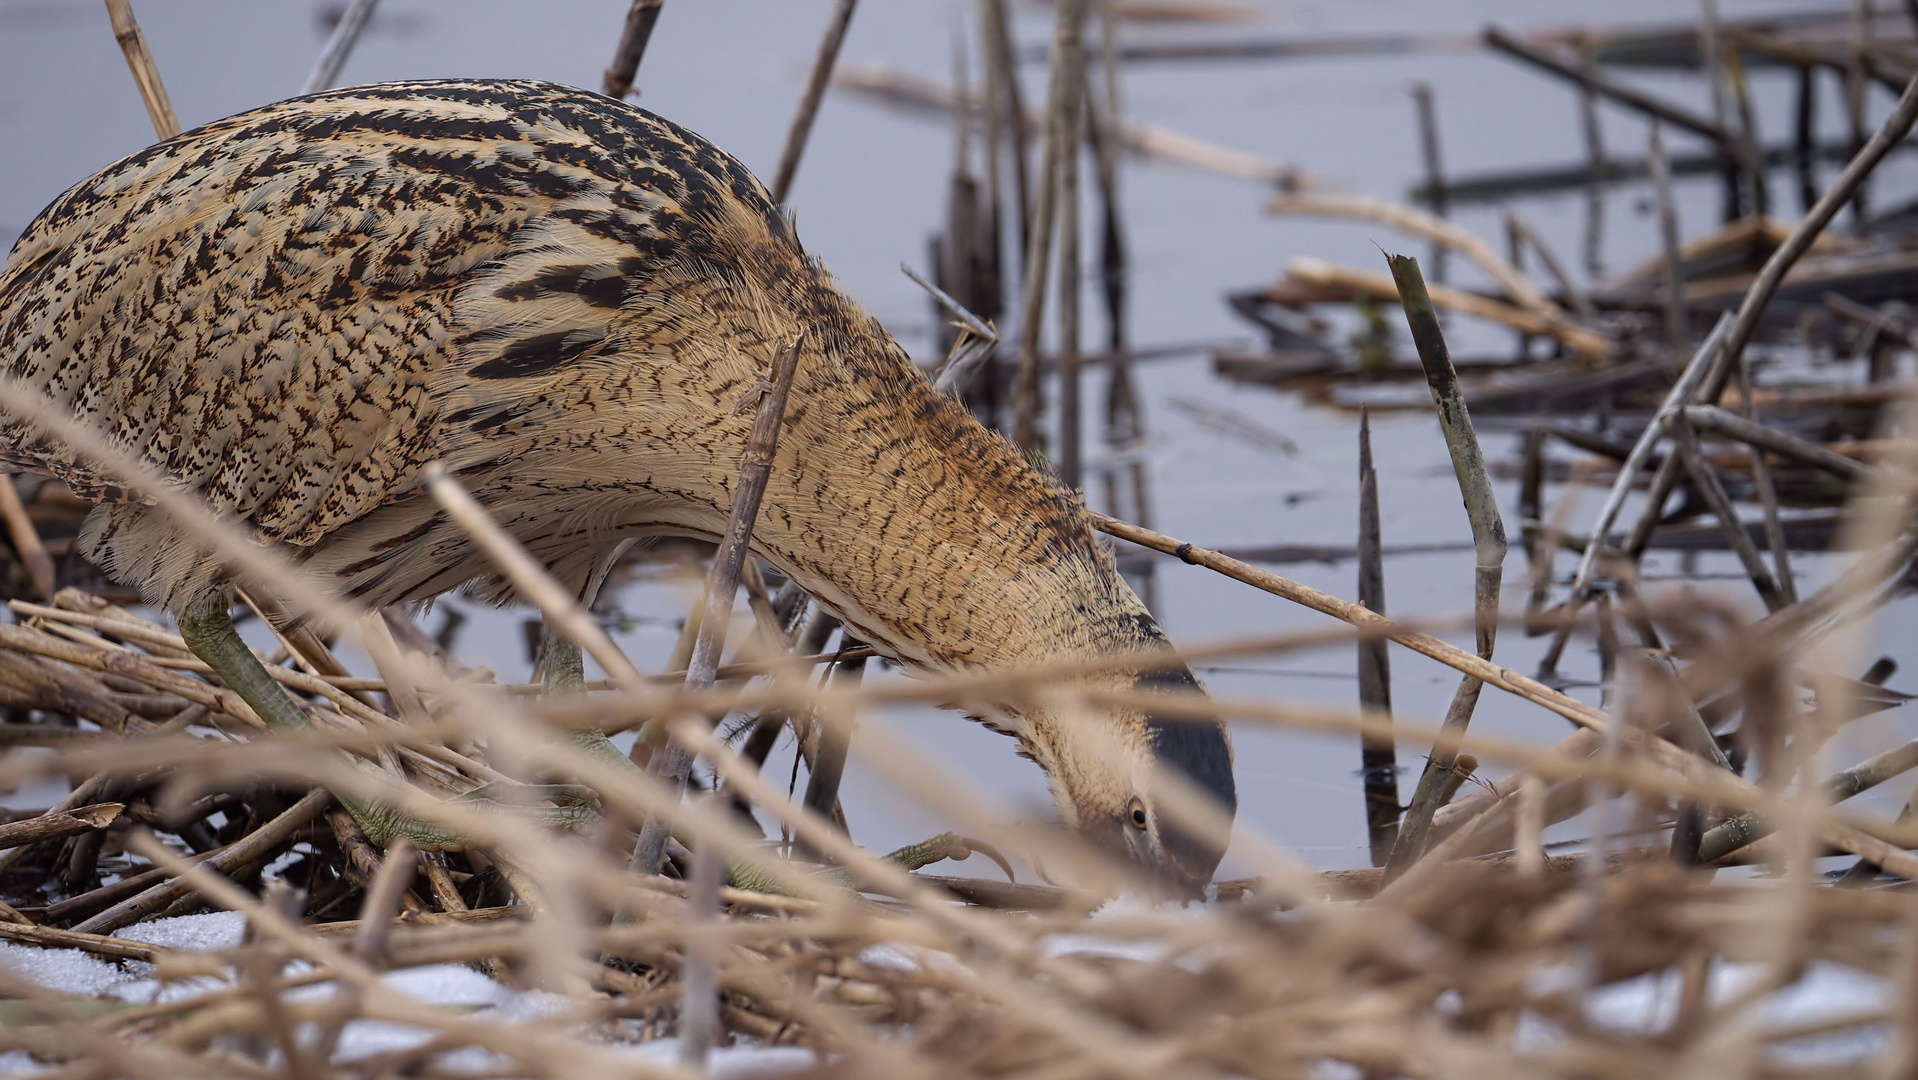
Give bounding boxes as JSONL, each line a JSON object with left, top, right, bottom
{"left": 1138, "top": 665, "right": 1235, "bottom": 879}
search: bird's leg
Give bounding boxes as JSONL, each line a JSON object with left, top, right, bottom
{"left": 177, "top": 594, "right": 586, "bottom": 850}
{"left": 176, "top": 592, "right": 459, "bottom": 848}
{"left": 178, "top": 592, "right": 324, "bottom": 735}
{"left": 538, "top": 624, "right": 633, "bottom": 770}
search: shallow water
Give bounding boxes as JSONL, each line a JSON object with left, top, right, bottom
{"left": 2, "top": 0, "right": 1911, "bottom": 877}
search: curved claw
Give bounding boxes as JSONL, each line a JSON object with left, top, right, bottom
{"left": 878, "top": 832, "right": 1019, "bottom": 883}
{"left": 956, "top": 836, "right": 1017, "bottom": 884}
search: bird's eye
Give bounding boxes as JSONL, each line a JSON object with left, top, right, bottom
{"left": 1126, "top": 797, "right": 1149, "bottom": 831}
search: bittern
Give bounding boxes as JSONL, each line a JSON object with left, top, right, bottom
{"left": 0, "top": 80, "right": 1234, "bottom": 891}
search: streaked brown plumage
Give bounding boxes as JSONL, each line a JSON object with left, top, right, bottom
{"left": 0, "top": 79, "right": 1233, "bottom": 887}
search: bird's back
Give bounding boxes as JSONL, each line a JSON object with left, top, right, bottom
{"left": 0, "top": 79, "right": 798, "bottom": 602}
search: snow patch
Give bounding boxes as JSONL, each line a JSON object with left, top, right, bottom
{"left": 0, "top": 941, "right": 126, "bottom": 997}
{"left": 114, "top": 910, "right": 246, "bottom": 951}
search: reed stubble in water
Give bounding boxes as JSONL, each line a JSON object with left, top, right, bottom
{"left": 1355, "top": 408, "right": 1397, "bottom": 868}
{"left": 1378, "top": 253, "right": 1505, "bottom": 884}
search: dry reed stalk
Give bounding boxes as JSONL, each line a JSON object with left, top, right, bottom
{"left": 103, "top": 0, "right": 178, "bottom": 140}
{"left": 834, "top": 61, "right": 1321, "bottom": 191}
{"left": 770, "top": 0, "right": 860, "bottom": 204}
{"left": 634, "top": 333, "right": 804, "bottom": 876}
{"left": 1356, "top": 407, "right": 1397, "bottom": 867}
{"left": 0, "top": 802, "right": 120, "bottom": 850}
{"left": 301, "top": 0, "right": 379, "bottom": 95}
{"left": 1381, "top": 253, "right": 1505, "bottom": 882}
{"left": 1088, "top": 525, "right": 1597, "bottom": 729}
{"left": 1679, "top": 404, "right": 1880, "bottom": 482}
{"left": 1055, "top": 45, "right": 1086, "bottom": 489}
{"left": 601, "top": 0, "right": 666, "bottom": 99}
{"left": 978, "top": 0, "right": 1031, "bottom": 256}
{"left": 0, "top": 921, "right": 168, "bottom": 962}
{"left": 0, "top": 476, "right": 55, "bottom": 600}
{"left": 1267, "top": 193, "right": 1558, "bottom": 321}
{"left": 1012, "top": 0, "right": 1087, "bottom": 453}
{"left": 1484, "top": 26, "right": 1736, "bottom": 148}
{"left": 905, "top": 262, "right": 1000, "bottom": 397}
{"left": 1647, "top": 121, "right": 1689, "bottom": 353}
{"left": 1283, "top": 257, "right": 1613, "bottom": 359}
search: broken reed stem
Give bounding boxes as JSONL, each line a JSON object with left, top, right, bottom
{"left": 0, "top": 802, "right": 121, "bottom": 851}
{"left": 769, "top": 0, "right": 860, "bottom": 204}
{"left": 633, "top": 333, "right": 805, "bottom": 877}
{"left": 104, "top": 0, "right": 179, "bottom": 140}
{"left": 1012, "top": 0, "right": 1087, "bottom": 453}
{"left": 1056, "top": 32, "right": 1086, "bottom": 489}
{"left": 1647, "top": 122, "right": 1688, "bottom": 354}
{"left": 906, "top": 262, "right": 1001, "bottom": 398}
{"left": 799, "top": 648, "right": 863, "bottom": 845}
{"left": 1356, "top": 407, "right": 1398, "bottom": 868}
{"left": 301, "top": 0, "right": 380, "bottom": 95}
{"left": 352, "top": 838, "right": 414, "bottom": 963}
{"left": 1663, "top": 412, "right": 1788, "bottom": 611}
{"left": 601, "top": 0, "right": 666, "bottom": 98}
{"left": 0, "top": 475, "right": 55, "bottom": 600}
{"left": 1380, "top": 252, "right": 1506, "bottom": 883}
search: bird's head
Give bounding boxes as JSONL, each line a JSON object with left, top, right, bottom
{"left": 993, "top": 661, "right": 1235, "bottom": 898}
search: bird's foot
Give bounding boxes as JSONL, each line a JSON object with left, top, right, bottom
{"left": 719, "top": 832, "right": 1016, "bottom": 895}
{"left": 878, "top": 832, "right": 1017, "bottom": 882}
{"left": 348, "top": 786, "right": 600, "bottom": 852}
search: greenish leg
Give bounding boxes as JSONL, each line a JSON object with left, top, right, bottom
{"left": 539, "top": 626, "right": 633, "bottom": 770}
{"left": 177, "top": 593, "right": 462, "bottom": 848}
{"left": 178, "top": 595, "right": 591, "bottom": 851}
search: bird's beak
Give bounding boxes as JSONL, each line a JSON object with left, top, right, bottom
{"left": 1137, "top": 665, "right": 1235, "bottom": 893}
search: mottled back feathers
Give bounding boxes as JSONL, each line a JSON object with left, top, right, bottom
{"left": 0, "top": 78, "right": 1150, "bottom": 670}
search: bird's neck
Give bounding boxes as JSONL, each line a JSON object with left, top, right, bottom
{"left": 756, "top": 337, "right": 1157, "bottom": 673}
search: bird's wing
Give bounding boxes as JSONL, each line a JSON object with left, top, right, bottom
{"left": 0, "top": 89, "right": 546, "bottom": 545}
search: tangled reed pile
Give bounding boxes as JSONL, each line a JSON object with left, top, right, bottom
{"left": 1, "top": 446, "right": 1918, "bottom": 1079}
